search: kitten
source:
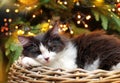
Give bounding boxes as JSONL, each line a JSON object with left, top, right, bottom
{"left": 18, "top": 24, "right": 120, "bottom": 71}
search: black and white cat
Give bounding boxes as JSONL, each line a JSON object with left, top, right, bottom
{"left": 18, "top": 23, "right": 120, "bottom": 71}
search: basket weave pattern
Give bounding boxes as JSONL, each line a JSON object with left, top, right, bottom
{"left": 8, "top": 59, "right": 120, "bottom": 83}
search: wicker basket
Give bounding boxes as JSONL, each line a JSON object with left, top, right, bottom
{"left": 8, "top": 58, "right": 120, "bottom": 83}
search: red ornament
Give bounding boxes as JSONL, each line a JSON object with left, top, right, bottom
{"left": 116, "top": 3, "right": 120, "bottom": 8}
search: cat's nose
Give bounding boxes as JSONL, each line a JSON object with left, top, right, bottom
{"left": 44, "top": 57, "right": 49, "bottom": 61}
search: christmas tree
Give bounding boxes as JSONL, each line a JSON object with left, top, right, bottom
{"left": 0, "top": 0, "right": 120, "bottom": 82}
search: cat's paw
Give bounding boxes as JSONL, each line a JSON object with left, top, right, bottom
{"left": 21, "top": 57, "right": 40, "bottom": 67}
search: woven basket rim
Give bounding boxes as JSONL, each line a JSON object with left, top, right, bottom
{"left": 8, "top": 57, "right": 120, "bottom": 83}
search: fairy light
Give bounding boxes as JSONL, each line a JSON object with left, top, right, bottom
{"left": 34, "top": 5, "right": 38, "bottom": 8}
{"left": 77, "top": 20, "right": 81, "bottom": 24}
{"left": 15, "top": 26, "right": 18, "bottom": 29}
{"left": 77, "top": 14, "right": 81, "bottom": 19}
{"left": 62, "top": 27, "right": 68, "bottom": 31}
{"left": 108, "top": 9, "right": 111, "bottom": 12}
{"left": 92, "top": 5, "right": 96, "bottom": 7}
{"left": 117, "top": 16, "right": 120, "bottom": 19}
{"left": 111, "top": 15, "right": 113, "bottom": 17}
{"left": 112, "top": 8, "right": 116, "bottom": 12}
{"left": 117, "top": 0, "right": 120, "bottom": 2}
{"left": 58, "top": 23, "right": 74, "bottom": 35}
{"left": 49, "top": 25, "right": 53, "bottom": 29}
{"left": 32, "top": 14, "right": 36, "bottom": 18}
{"left": 76, "top": 1, "right": 80, "bottom": 6}
{"left": 58, "top": 28, "right": 62, "bottom": 33}
{"left": 15, "top": 9, "right": 19, "bottom": 13}
{"left": 59, "top": 2, "right": 63, "bottom": 4}
{"left": 86, "top": 15, "right": 91, "bottom": 20}
{"left": 63, "top": 1, "right": 68, "bottom": 5}
{"left": 63, "top": 24, "right": 67, "bottom": 28}
{"left": 57, "top": 0, "right": 63, "bottom": 4}
{"left": 48, "top": 19, "right": 51, "bottom": 23}
{"left": 25, "top": 6, "right": 32, "bottom": 10}
{"left": 17, "top": 30, "right": 25, "bottom": 35}
{"left": 28, "top": 32, "right": 35, "bottom": 36}
{"left": 6, "top": 9, "right": 10, "bottom": 13}
{"left": 4, "top": 18, "right": 7, "bottom": 22}
{"left": 118, "top": 7, "right": 120, "bottom": 12}
{"left": 8, "top": 18, "right": 12, "bottom": 23}
{"left": 84, "top": 24, "right": 88, "bottom": 28}
{"left": 14, "top": 3, "right": 20, "bottom": 7}
{"left": 70, "top": 30, "right": 74, "bottom": 34}
{"left": 60, "top": 24, "right": 63, "bottom": 27}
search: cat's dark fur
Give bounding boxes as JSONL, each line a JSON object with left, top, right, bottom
{"left": 18, "top": 23, "right": 120, "bottom": 70}
{"left": 74, "top": 32, "right": 120, "bottom": 70}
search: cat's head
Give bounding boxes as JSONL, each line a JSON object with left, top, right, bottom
{"left": 18, "top": 23, "right": 70, "bottom": 65}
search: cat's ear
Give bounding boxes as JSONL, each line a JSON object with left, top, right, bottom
{"left": 18, "top": 36, "right": 31, "bottom": 46}
{"left": 50, "top": 21, "right": 60, "bottom": 35}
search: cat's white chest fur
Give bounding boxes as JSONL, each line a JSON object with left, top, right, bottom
{"left": 47, "top": 43, "right": 78, "bottom": 70}
{"left": 21, "top": 42, "right": 77, "bottom": 70}
{"left": 49, "top": 44, "right": 78, "bottom": 70}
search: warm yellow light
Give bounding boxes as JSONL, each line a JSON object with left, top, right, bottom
{"left": 59, "top": 2, "right": 63, "bottom": 4}
{"left": 17, "top": 30, "right": 24, "bottom": 35}
{"left": 60, "top": 24, "right": 63, "bottom": 27}
{"left": 63, "top": 24, "right": 67, "bottom": 28}
{"left": 92, "top": 5, "right": 96, "bottom": 7}
{"left": 64, "top": 1, "right": 68, "bottom": 5}
{"left": 58, "top": 28, "right": 62, "bottom": 33}
{"left": 77, "top": 15, "right": 81, "bottom": 19}
{"left": 62, "top": 27, "right": 68, "bottom": 31}
{"left": 118, "top": 8, "right": 120, "bottom": 12}
{"left": 111, "top": 15, "right": 113, "bottom": 17}
{"left": 108, "top": 9, "right": 111, "bottom": 12}
{"left": 34, "top": 5, "right": 38, "bottom": 8}
{"left": 86, "top": 15, "right": 91, "bottom": 20}
{"left": 6, "top": 9, "right": 10, "bottom": 13}
{"left": 32, "top": 14, "right": 36, "bottom": 18}
{"left": 41, "top": 23, "right": 49, "bottom": 32}
{"left": 77, "top": 20, "right": 81, "bottom": 24}
{"left": 19, "top": 0, "right": 38, "bottom": 5}
{"left": 48, "top": 19, "right": 51, "bottom": 22}
{"left": 96, "top": 0, "right": 104, "bottom": 3}
{"left": 49, "top": 25, "right": 53, "bottom": 29}
{"left": 4, "top": 18, "right": 7, "bottom": 22}
{"left": 70, "top": 30, "right": 74, "bottom": 34}
{"left": 76, "top": 1, "right": 80, "bottom": 6}
{"left": 8, "top": 18, "right": 12, "bottom": 22}
{"left": 117, "top": 0, "right": 120, "bottom": 3}
{"left": 15, "top": 26, "right": 18, "bottom": 29}
{"left": 112, "top": 8, "right": 115, "bottom": 12}
{"left": 84, "top": 24, "right": 88, "bottom": 28}
{"left": 25, "top": 6, "right": 32, "bottom": 10}
{"left": 28, "top": 32, "right": 35, "bottom": 36}
{"left": 57, "top": 0, "right": 63, "bottom": 4}
{"left": 15, "top": 9, "right": 19, "bottom": 13}
{"left": 14, "top": 3, "right": 20, "bottom": 7}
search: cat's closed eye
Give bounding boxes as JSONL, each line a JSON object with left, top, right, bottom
{"left": 50, "top": 46, "right": 57, "bottom": 51}
{"left": 27, "top": 43, "right": 41, "bottom": 53}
